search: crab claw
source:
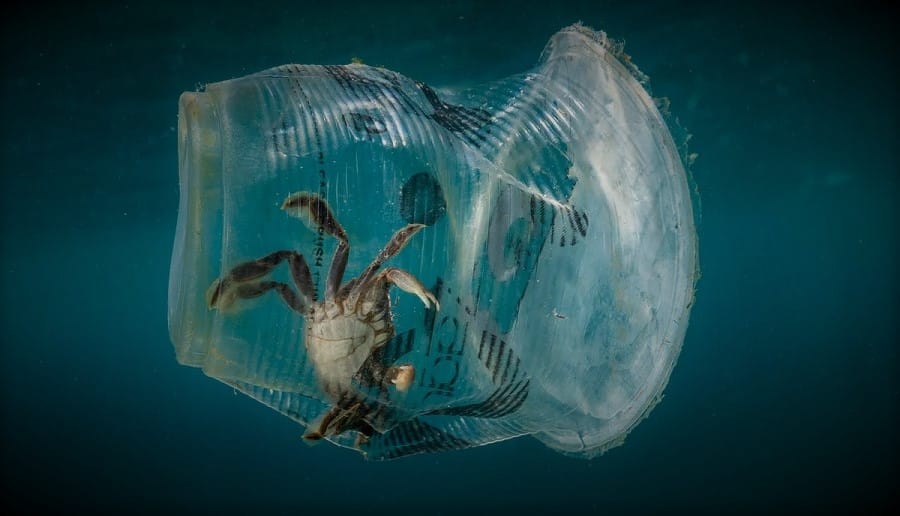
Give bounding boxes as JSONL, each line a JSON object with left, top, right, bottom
{"left": 388, "top": 365, "right": 415, "bottom": 391}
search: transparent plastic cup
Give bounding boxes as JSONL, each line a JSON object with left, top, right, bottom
{"left": 169, "top": 24, "right": 698, "bottom": 459}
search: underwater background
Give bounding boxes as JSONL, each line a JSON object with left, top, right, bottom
{"left": 1, "top": 0, "right": 896, "bottom": 513}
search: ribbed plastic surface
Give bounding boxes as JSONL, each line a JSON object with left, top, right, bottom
{"left": 169, "top": 24, "right": 698, "bottom": 459}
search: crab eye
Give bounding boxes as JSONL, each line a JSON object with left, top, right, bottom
{"left": 169, "top": 24, "right": 698, "bottom": 460}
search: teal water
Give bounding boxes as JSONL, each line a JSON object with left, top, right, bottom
{"left": 1, "top": 0, "right": 896, "bottom": 512}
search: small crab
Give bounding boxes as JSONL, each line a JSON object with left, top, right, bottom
{"left": 207, "top": 192, "right": 438, "bottom": 444}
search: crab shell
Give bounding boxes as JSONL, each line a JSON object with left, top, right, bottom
{"left": 304, "top": 298, "right": 392, "bottom": 399}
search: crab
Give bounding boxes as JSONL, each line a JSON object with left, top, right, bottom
{"left": 206, "top": 191, "right": 438, "bottom": 444}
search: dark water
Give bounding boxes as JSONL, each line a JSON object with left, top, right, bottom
{"left": 2, "top": 0, "right": 896, "bottom": 512}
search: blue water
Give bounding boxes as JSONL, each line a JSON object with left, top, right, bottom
{"left": 1, "top": 0, "right": 896, "bottom": 512}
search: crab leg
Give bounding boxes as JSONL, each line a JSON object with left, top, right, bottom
{"left": 376, "top": 268, "right": 440, "bottom": 310}
{"left": 282, "top": 192, "right": 349, "bottom": 299}
{"left": 304, "top": 396, "right": 375, "bottom": 441}
{"left": 351, "top": 224, "right": 426, "bottom": 299}
{"left": 231, "top": 280, "right": 308, "bottom": 314}
{"left": 207, "top": 250, "right": 315, "bottom": 309}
